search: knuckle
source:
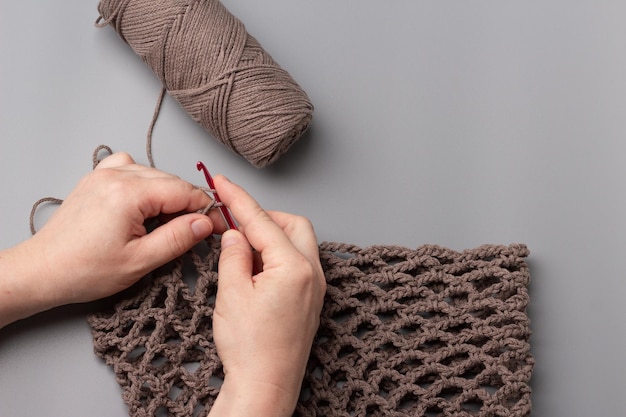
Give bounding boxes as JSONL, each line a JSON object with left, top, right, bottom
{"left": 292, "top": 214, "right": 313, "bottom": 229}
{"left": 292, "top": 255, "right": 316, "bottom": 282}
{"left": 288, "top": 215, "right": 316, "bottom": 236}
{"left": 292, "top": 257, "right": 327, "bottom": 302}
{"left": 317, "top": 265, "right": 327, "bottom": 292}
{"left": 112, "top": 151, "right": 134, "bottom": 164}
{"left": 82, "top": 169, "right": 132, "bottom": 202}
{"left": 166, "top": 229, "right": 188, "bottom": 257}
{"left": 223, "top": 244, "right": 249, "bottom": 263}
{"left": 90, "top": 167, "right": 122, "bottom": 186}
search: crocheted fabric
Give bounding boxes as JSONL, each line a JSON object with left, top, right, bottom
{"left": 87, "top": 239, "right": 533, "bottom": 417}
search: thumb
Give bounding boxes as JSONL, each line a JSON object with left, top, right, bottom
{"left": 218, "top": 230, "right": 254, "bottom": 287}
{"left": 135, "top": 214, "right": 213, "bottom": 272}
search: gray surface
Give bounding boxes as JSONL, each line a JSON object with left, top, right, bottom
{"left": 1, "top": 1, "right": 625, "bottom": 415}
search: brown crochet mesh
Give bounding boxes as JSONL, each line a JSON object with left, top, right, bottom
{"left": 88, "top": 239, "right": 533, "bottom": 417}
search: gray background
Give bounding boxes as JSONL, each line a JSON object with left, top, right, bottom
{"left": 1, "top": 1, "right": 625, "bottom": 415}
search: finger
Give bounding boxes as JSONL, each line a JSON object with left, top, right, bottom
{"left": 213, "top": 175, "right": 295, "bottom": 254}
{"left": 114, "top": 164, "right": 182, "bottom": 178}
{"left": 96, "top": 154, "right": 179, "bottom": 180}
{"left": 217, "top": 230, "right": 254, "bottom": 288}
{"left": 265, "top": 211, "right": 321, "bottom": 264}
{"left": 131, "top": 213, "right": 214, "bottom": 273}
{"left": 95, "top": 152, "right": 135, "bottom": 169}
{"left": 207, "top": 209, "right": 231, "bottom": 235}
{"left": 135, "top": 178, "right": 214, "bottom": 217}
{"left": 158, "top": 205, "right": 228, "bottom": 234}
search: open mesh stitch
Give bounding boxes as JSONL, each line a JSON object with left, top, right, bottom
{"left": 88, "top": 239, "right": 533, "bottom": 417}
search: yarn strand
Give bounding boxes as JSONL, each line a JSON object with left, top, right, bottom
{"left": 146, "top": 88, "right": 166, "bottom": 168}
{"left": 29, "top": 197, "right": 63, "bottom": 235}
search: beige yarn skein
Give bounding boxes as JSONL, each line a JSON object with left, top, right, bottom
{"left": 97, "top": 0, "right": 313, "bottom": 168}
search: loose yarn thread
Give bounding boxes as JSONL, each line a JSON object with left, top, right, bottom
{"left": 28, "top": 145, "right": 219, "bottom": 234}
{"left": 96, "top": 0, "right": 313, "bottom": 168}
{"left": 29, "top": 146, "right": 114, "bottom": 235}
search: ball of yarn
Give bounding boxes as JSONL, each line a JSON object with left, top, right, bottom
{"left": 97, "top": 0, "right": 313, "bottom": 168}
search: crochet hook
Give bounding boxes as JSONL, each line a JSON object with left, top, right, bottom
{"left": 196, "top": 161, "right": 238, "bottom": 231}
{"left": 197, "top": 161, "right": 261, "bottom": 275}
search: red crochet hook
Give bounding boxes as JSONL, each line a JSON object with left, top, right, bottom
{"left": 196, "top": 161, "right": 238, "bottom": 231}
{"left": 197, "top": 161, "right": 260, "bottom": 275}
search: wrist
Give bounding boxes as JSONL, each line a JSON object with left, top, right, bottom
{"left": 0, "top": 239, "right": 63, "bottom": 328}
{"left": 208, "top": 374, "right": 301, "bottom": 417}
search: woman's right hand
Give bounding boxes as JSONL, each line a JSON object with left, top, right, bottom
{"left": 209, "top": 175, "right": 326, "bottom": 417}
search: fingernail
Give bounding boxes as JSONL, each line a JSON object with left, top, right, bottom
{"left": 220, "top": 230, "right": 240, "bottom": 249}
{"left": 191, "top": 218, "right": 212, "bottom": 240}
